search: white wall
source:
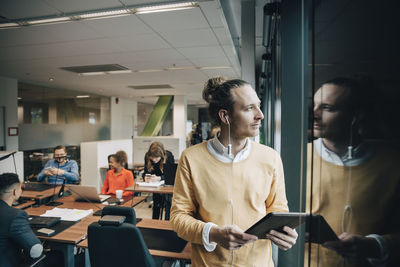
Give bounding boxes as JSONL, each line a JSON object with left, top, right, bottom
{"left": 0, "top": 76, "right": 18, "bottom": 151}
{"left": 0, "top": 151, "right": 23, "bottom": 179}
{"left": 19, "top": 123, "right": 110, "bottom": 151}
{"left": 81, "top": 139, "right": 133, "bottom": 191}
{"left": 110, "top": 97, "right": 137, "bottom": 140}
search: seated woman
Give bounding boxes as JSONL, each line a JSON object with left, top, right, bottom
{"left": 143, "top": 142, "right": 174, "bottom": 220}
{"left": 101, "top": 151, "right": 134, "bottom": 197}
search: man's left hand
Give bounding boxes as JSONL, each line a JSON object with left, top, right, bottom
{"left": 323, "top": 232, "right": 380, "bottom": 260}
{"left": 266, "top": 226, "right": 298, "bottom": 250}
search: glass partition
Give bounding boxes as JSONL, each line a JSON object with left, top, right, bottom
{"left": 306, "top": 0, "right": 400, "bottom": 266}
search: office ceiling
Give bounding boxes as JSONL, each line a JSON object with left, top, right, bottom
{"left": 0, "top": 0, "right": 246, "bottom": 105}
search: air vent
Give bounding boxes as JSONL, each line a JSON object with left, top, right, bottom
{"left": 60, "top": 64, "right": 128, "bottom": 73}
{"left": 128, "top": 84, "right": 173, "bottom": 90}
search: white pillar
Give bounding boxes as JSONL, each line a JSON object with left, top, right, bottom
{"left": 0, "top": 76, "right": 18, "bottom": 151}
{"left": 173, "top": 95, "right": 187, "bottom": 149}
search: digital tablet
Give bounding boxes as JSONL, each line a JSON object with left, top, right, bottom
{"left": 245, "top": 212, "right": 307, "bottom": 239}
{"left": 306, "top": 214, "right": 338, "bottom": 244}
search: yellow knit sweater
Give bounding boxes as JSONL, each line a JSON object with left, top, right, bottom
{"left": 171, "top": 141, "right": 288, "bottom": 267}
{"left": 306, "top": 143, "right": 400, "bottom": 267}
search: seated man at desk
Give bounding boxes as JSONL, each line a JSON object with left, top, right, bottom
{"left": 37, "top": 145, "right": 79, "bottom": 184}
{"left": 0, "top": 172, "right": 43, "bottom": 267}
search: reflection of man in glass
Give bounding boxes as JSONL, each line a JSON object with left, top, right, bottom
{"left": 306, "top": 77, "right": 400, "bottom": 266}
{"left": 37, "top": 145, "right": 79, "bottom": 184}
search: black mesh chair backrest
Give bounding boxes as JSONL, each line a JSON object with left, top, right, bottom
{"left": 101, "top": 206, "right": 136, "bottom": 224}
{"left": 88, "top": 222, "right": 155, "bottom": 267}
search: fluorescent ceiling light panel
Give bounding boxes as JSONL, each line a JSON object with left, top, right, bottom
{"left": 76, "top": 95, "right": 90, "bottom": 98}
{"left": 135, "top": 2, "right": 198, "bottom": 14}
{"left": 28, "top": 17, "right": 70, "bottom": 25}
{"left": 78, "top": 72, "right": 106, "bottom": 76}
{"left": 0, "top": 22, "right": 19, "bottom": 28}
{"left": 79, "top": 9, "right": 131, "bottom": 19}
{"left": 166, "top": 66, "right": 197, "bottom": 70}
{"left": 106, "top": 70, "right": 132, "bottom": 74}
{"left": 0, "top": 2, "right": 198, "bottom": 29}
{"left": 136, "top": 69, "right": 163, "bottom": 73}
{"left": 199, "top": 66, "right": 232, "bottom": 70}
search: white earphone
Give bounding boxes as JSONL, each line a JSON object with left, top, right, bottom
{"left": 224, "top": 113, "right": 233, "bottom": 157}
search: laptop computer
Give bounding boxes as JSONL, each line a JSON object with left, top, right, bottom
{"left": 67, "top": 185, "right": 111, "bottom": 203}
{"left": 164, "top": 163, "right": 178, "bottom": 185}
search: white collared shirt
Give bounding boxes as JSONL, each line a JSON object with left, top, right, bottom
{"left": 313, "top": 138, "right": 373, "bottom": 167}
{"left": 314, "top": 138, "right": 387, "bottom": 265}
{"left": 202, "top": 135, "right": 252, "bottom": 252}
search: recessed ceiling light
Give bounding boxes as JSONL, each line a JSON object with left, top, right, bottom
{"left": 0, "top": 2, "right": 198, "bottom": 29}
{"left": 106, "top": 70, "right": 132, "bottom": 74}
{"left": 199, "top": 66, "right": 232, "bottom": 70}
{"left": 17, "top": 97, "right": 22, "bottom": 100}
{"left": 76, "top": 95, "right": 90, "bottom": 98}
{"left": 78, "top": 72, "right": 106, "bottom": 76}
{"left": 29, "top": 17, "right": 70, "bottom": 25}
{"left": 166, "top": 66, "right": 197, "bottom": 71}
{"left": 135, "top": 2, "right": 198, "bottom": 14}
{"left": 136, "top": 69, "right": 163, "bottom": 73}
{"left": 48, "top": 77, "right": 55, "bottom": 81}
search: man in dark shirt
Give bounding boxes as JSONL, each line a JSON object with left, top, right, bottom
{"left": 0, "top": 173, "right": 43, "bottom": 267}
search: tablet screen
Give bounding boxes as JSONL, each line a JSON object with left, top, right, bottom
{"left": 245, "top": 212, "right": 307, "bottom": 239}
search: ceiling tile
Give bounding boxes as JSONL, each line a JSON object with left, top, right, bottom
{"left": 113, "top": 33, "right": 171, "bottom": 51}
{"left": 137, "top": 8, "right": 209, "bottom": 32}
{"left": 159, "top": 28, "right": 218, "bottom": 48}
{"left": 198, "top": 1, "right": 225, "bottom": 28}
{"left": 82, "top": 15, "right": 153, "bottom": 37}
{"left": 213, "top": 27, "right": 234, "bottom": 45}
{"left": 177, "top": 46, "right": 225, "bottom": 59}
{"left": 46, "top": 0, "right": 122, "bottom": 14}
{"left": 189, "top": 57, "right": 230, "bottom": 67}
{"left": 0, "top": 0, "right": 59, "bottom": 19}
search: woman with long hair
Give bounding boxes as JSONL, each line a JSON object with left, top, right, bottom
{"left": 143, "top": 142, "right": 174, "bottom": 219}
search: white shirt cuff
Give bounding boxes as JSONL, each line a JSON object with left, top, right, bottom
{"left": 202, "top": 222, "right": 217, "bottom": 252}
{"left": 30, "top": 243, "right": 43, "bottom": 258}
{"left": 366, "top": 234, "right": 388, "bottom": 267}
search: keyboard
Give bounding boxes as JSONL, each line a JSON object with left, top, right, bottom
{"left": 23, "top": 183, "right": 56, "bottom": 191}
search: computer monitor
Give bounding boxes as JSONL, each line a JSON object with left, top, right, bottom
{"left": 164, "top": 163, "right": 177, "bottom": 186}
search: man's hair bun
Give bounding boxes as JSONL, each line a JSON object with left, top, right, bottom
{"left": 202, "top": 77, "right": 227, "bottom": 103}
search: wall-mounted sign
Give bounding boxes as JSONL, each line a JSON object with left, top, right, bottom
{"left": 8, "top": 127, "right": 18, "bottom": 136}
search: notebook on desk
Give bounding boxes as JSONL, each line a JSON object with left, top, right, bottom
{"left": 29, "top": 216, "right": 61, "bottom": 228}
{"left": 67, "top": 185, "right": 111, "bottom": 203}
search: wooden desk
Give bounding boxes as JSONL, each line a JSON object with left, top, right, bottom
{"left": 14, "top": 200, "right": 35, "bottom": 209}
{"left": 77, "top": 218, "right": 191, "bottom": 261}
{"left": 125, "top": 184, "right": 174, "bottom": 194}
{"left": 25, "top": 195, "right": 146, "bottom": 267}
{"left": 21, "top": 185, "right": 62, "bottom": 203}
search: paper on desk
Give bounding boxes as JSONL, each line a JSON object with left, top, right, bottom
{"left": 137, "top": 180, "right": 165, "bottom": 187}
{"left": 40, "top": 208, "right": 93, "bottom": 221}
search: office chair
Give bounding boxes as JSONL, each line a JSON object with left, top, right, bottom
{"left": 101, "top": 206, "right": 136, "bottom": 224}
{"left": 88, "top": 207, "right": 155, "bottom": 267}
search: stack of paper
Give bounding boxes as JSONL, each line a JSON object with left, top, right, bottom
{"left": 40, "top": 208, "right": 93, "bottom": 221}
{"left": 137, "top": 180, "right": 165, "bottom": 187}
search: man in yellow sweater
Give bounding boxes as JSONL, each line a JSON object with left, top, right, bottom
{"left": 306, "top": 77, "right": 400, "bottom": 266}
{"left": 171, "top": 77, "right": 298, "bottom": 266}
